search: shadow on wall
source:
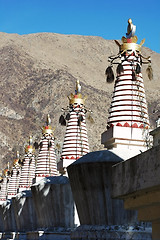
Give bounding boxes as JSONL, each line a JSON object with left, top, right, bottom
{"left": 31, "top": 176, "right": 75, "bottom": 230}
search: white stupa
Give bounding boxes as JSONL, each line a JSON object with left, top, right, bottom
{"left": 102, "top": 19, "right": 152, "bottom": 160}
{"left": 18, "top": 136, "right": 35, "bottom": 192}
{"left": 35, "top": 114, "right": 58, "bottom": 182}
{"left": 58, "top": 80, "right": 89, "bottom": 174}
{"left": 7, "top": 152, "right": 21, "bottom": 199}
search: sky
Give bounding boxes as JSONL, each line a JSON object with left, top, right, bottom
{"left": 0, "top": 0, "right": 159, "bottom": 53}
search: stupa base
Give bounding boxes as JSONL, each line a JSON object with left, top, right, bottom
{"left": 102, "top": 126, "right": 151, "bottom": 160}
{"left": 27, "top": 229, "right": 71, "bottom": 240}
{"left": 71, "top": 225, "right": 152, "bottom": 240}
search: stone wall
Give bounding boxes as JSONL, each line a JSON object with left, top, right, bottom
{"left": 0, "top": 176, "right": 74, "bottom": 239}
{"left": 67, "top": 150, "right": 152, "bottom": 240}
{"left": 31, "top": 176, "right": 74, "bottom": 229}
{"left": 0, "top": 150, "right": 153, "bottom": 239}
{"left": 67, "top": 150, "right": 137, "bottom": 226}
{"left": 112, "top": 144, "right": 160, "bottom": 240}
{"left": 12, "top": 190, "right": 37, "bottom": 232}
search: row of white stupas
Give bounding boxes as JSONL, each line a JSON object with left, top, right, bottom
{"left": 0, "top": 80, "right": 90, "bottom": 204}
{"left": 0, "top": 19, "right": 152, "bottom": 204}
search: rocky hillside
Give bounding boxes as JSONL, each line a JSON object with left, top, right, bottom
{"left": 0, "top": 32, "right": 160, "bottom": 169}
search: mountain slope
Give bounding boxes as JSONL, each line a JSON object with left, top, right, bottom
{"left": 0, "top": 32, "right": 160, "bottom": 169}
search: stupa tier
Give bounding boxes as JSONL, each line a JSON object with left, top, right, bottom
{"left": 102, "top": 19, "right": 151, "bottom": 159}
{"left": 58, "top": 80, "right": 89, "bottom": 174}
{"left": 35, "top": 114, "right": 57, "bottom": 182}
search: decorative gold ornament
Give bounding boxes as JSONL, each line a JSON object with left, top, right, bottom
{"left": 106, "top": 18, "right": 151, "bottom": 84}
{"left": 13, "top": 158, "right": 19, "bottom": 166}
{"left": 42, "top": 114, "right": 55, "bottom": 135}
{"left": 68, "top": 80, "right": 87, "bottom": 105}
{"left": 42, "top": 125, "right": 54, "bottom": 134}
{"left": 25, "top": 136, "right": 35, "bottom": 154}
{"left": 3, "top": 167, "right": 9, "bottom": 176}
{"left": 120, "top": 41, "right": 141, "bottom": 52}
{"left": 13, "top": 151, "right": 20, "bottom": 166}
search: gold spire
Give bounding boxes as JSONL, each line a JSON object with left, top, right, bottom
{"left": 3, "top": 169, "right": 8, "bottom": 177}
{"left": 25, "top": 136, "right": 35, "bottom": 154}
{"left": 0, "top": 173, "right": 3, "bottom": 181}
{"left": 16, "top": 151, "right": 20, "bottom": 159}
{"left": 13, "top": 151, "right": 20, "bottom": 166}
{"left": 120, "top": 18, "right": 145, "bottom": 52}
{"left": 68, "top": 80, "right": 87, "bottom": 105}
{"left": 42, "top": 114, "right": 54, "bottom": 135}
{"left": 47, "top": 114, "right": 51, "bottom": 125}
{"left": 3, "top": 162, "right": 9, "bottom": 177}
{"left": 76, "top": 80, "right": 81, "bottom": 93}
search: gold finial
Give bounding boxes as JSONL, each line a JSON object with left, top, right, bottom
{"left": 128, "top": 18, "right": 132, "bottom": 24}
{"left": 13, "top": 151, "right": 20, "bottom": 166}
{"left": 126, "top": 18, "right": 136, "bottom": 38}
{"left": 16, "top": 151, "right": 19, "bottom": 159}
{"left": 3, "top": 163, "right": 9, "bottom": 176}
{"left": 47, "top": 114, "right": 51, "bottom": 125}
{"left": 120, "top": 19, "right": 145, "bottom": 52}
{"left": 42, "top": 114, "right": 54, "bottom": 135}
{"left": 76, "top": 80, "right": 81, "bottom": 94}
{"left": 25, "top": 136, "right": 35, "bottom": 154}
{"left": 68, "top": 80, "right": 87, "bottom": 105}
{"left": 28, "top": 135, "right": 33, "bottom": 145}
